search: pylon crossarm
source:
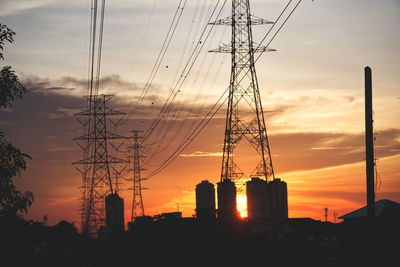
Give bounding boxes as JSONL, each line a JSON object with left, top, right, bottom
{"left": 209, "top": 15, "right": 273, "bottom": 26}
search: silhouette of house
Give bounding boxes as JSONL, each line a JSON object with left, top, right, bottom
{"left": 338, "top": 199, "right": 400, "bottom": 265}
{"left": 339, "top": 199, "right": 400, "bottom": 221}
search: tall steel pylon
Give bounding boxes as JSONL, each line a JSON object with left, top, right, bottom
{"left": 73, "top": 95, "right": 127, "bottom": 237}
{"left": 211, "top": 0, "right": 276, "bottom": 182}
{"left": 72, "top": 0, "right": 127, "bottom": 238}
{"left": 129, "top": 130, "right": 145, "bottom": 222}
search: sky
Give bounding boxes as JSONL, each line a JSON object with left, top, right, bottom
{"left": 0, "top": 0, "right": 399, "bottom": 226}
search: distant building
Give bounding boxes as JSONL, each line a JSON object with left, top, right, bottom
{"left": 105, "top": 193, "right": 125, "bottom": 233}
{"left": 246, "top": 177, "right": 268, "bottom": 221}
{"left": 195, "top": 180, "right": 216, "bottom": 220}
{"left": 128, "top": 215, "right": 154, "bottom": 229}
{"left": 339, "top": 199, "right": 400, "bottom": 254}
{"left": 339, "top": 199, "right": 400, "bottom": 222}
{"left": 217, "top": 179, "right": 239, "bottom": 220}
{"left": 154, "top": 212, "right": 182, "bottom": 221}
{"left": 246, "top": 178, "right": 288, "bottom": 224}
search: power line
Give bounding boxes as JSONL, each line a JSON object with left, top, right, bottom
{"left": 141, "top": 0, "right": 227, "bottom": 143}
{"left": 172, "top": 0, "right": 205, "bottom": 84}
{"left": 143, "top": 16, "right": 226, "bottom": 163}
{"left": 95, "top": 0, "right": 106, "bottom": 96}
{"left": 118, "top": 0, "right": 188, "bottom": 125}
{"left": 145, "top": 88, "right": 229, "bottom": 179}
{"left": 142, "top": 1, "right": 226, "bottom": 145}
{"left": 128, "top": 0, "right": 158, "bottom": 75}
{"left": 145, "top": 0, "right": 213, "bottom": 151}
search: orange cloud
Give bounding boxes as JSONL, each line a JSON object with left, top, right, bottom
{"left": 3, "top": 77, "right": 399, "bottom": 227}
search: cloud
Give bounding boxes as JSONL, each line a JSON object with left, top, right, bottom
{"left": 22, "top": 74, "right": 142, "bottom": 98}
{"left": 310, "top": 147, "right": 356, "bottom": 150}
{"left": 0, "top": 0, "right": 58, "bottom": 16}
{"left": 270, "top": 129, "right": 400, "bottom": 173}
{"left": 3, "top": 75, "right": 400, "bottom": 225}
{"left": 6, "top": 75, "right": 400, "bottom": 176}
{"left": 22, "top": 74, "right": 361, "bottom": 134}
{"left": 256, "top": 88, "right": 369, "bottom": 133}
{"left": 180, "top": 151, "right": 223, "bottom": 157}
{"left": 20, "top": 74, "right": 183, "bottom": 118}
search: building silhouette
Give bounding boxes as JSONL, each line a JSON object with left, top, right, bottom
{"left": 217, "top": 179, "right": 239, "bottom": 221}
{"left": 267, "top": 179, "right": 288, "bottom": 224}
{"left": 195, "top": 180, "right": 216, "bottom": 220}
{"left": 246, "top": 178, "right": 268, "bottom": 222}
{"left": 105, "top": 193, "right": 124, "bottom": 233}
{"left": 246, "top": 178, "right": 288, "bottom": 224}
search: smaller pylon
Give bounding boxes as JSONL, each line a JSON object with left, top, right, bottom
{"left": 324, "top": 207, "right": 328, "bottom": 222}
{"left": 129, "top": 130, "right": 146, "bottom": 222}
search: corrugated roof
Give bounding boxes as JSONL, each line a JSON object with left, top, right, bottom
{"left": 339, "top": 199, "right": 400, "bottom": 219}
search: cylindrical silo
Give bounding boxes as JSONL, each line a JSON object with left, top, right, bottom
{"left": 105, "top": 193, "right": 125, "bottom": 232}
{"left": 195, "top": 180, "right": 216, "bottom": 220}
{"left": 246, "top": 177, "right": 269, "bottom": 222}
{"left": 217, "top": 179, "right": 238, "bottom": 221}
{"left": 266, "top": 178, "right": 288, "bottom": 224}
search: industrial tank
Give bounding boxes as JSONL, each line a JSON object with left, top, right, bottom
{"left": 105, "top": 193, "right": 125, "bottom": 232}
{"left": 217, "top": 179, "right": 238, "bottom": 220}
{"left": 246, "top": 177, "right": 268, "bottom": 221}
{"left": 266, "top": 178, "right": 288, "bottom": 224}
{"left": 195, "top": 180, "right": 216, "bottom": 220}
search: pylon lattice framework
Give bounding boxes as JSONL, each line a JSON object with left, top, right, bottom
{"left": 73, "top": 95, "right": 127, "bottom": 237}
{"left": 129, "top": 130, "right": 145, "bottom": 221}
{"left": 211, "top": 0, "right": 276, "bottom": 182}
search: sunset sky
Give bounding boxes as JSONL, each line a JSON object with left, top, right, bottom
{"left": 1, "top": 0, "right": 399, "bottom": 226}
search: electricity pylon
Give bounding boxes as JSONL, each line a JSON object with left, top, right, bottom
{"left": 73, "top": 0, "right": 128, "bottom": 237}
{"left": 211, "top": 0, "right": 276, "bottom": 182}
{"left": 73, "top": 95, "right": 127, "bottom": 238}
{"left": 129, "top": 130, "right": 146, "bottom": 222}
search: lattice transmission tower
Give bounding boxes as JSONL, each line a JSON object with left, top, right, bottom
{"left": 129, "top": 130, "right": 146, "bottom": 222}
{"left": 73, "top": 95, "right": 127, "bottom": 237}
{"left": 72, "top": 0, "right": 128, "bottom": 238}
{"left": 211, "top": 0, "right": 276, "bottom": 182}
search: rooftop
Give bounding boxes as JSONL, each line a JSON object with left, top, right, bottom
{"left": 339, "top": 199, "right": 400, "bottom": 219}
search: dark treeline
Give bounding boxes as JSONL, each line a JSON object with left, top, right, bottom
{"left": 1, "top": 213, "right": 399, "bottom": 267}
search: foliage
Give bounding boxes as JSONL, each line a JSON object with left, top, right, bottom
{"left": 0, "top": 24, "right": 32, "bottom": 217}
{"left": 0, "top": 132, "right": 33, "bottom": 216}
{"left": 0, "top": 23, "right": 27, "bottom": 108}
{"left": 0, "top": 66, "right": 28, "bottom": 108}
{"left": 0, "top": 24, "right": 15, "bottom": 60}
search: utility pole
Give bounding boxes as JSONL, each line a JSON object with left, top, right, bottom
{"left": 365, "top": 66, "right": 375, "bottom": 219}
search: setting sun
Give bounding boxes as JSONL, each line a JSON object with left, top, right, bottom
{"left": 237, "top": 194, "right": 248, "bottom": 218}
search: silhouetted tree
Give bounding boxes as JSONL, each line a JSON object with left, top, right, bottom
{"left": 0, "top": 23, "right": 27, "bottom": 108}
{"left": 0, "top": 23, "right": 32, "bottom": 217}
{"left": 0, "top": 132, "right": 33, "bottom": 216}
{"left": 0, "top": 24, "right": 15, "bottom": 60}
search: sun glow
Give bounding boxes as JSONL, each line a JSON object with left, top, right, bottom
{"left": 236, "top": 194, "right": 247, "bottom": 218}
